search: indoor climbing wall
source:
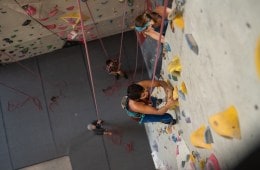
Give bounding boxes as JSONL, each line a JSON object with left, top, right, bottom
{"left": 144, "top": 0, "right": 260, "bottom": 169}
{"left": 0, "top": 0, "right": 145, "bottom": 64}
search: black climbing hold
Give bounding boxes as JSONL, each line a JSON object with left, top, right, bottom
{"left": 22, "top": 19, "right": 31, "bottom": 26}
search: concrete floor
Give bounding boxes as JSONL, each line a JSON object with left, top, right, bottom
{"left": 0, "top": 31, "right": 155, "bottom": 170}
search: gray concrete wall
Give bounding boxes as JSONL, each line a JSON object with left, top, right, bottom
{"left": 147, "top": 0, "right": 260, "bottom": 169}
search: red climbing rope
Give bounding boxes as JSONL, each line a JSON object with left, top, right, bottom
{"left": 117, "top": 0, "right": 128, "bottom": 70}
{"left": 77, "top": 0, "right": 101, "bottom": 119}
{"left": 132, "top": 31, "right": 140, "bottom": 80}
{"left": 151, "top": 0, "right": 168, "bottom": 83}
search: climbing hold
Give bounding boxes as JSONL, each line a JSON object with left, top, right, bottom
{"left": 163, "top": 42, "right": 171, "bottom": 52}
{"left": 181, "top": 160, "right": 186, "bottom": 167}
{"left": 204, "top": 126, "right": 214, "bottom": 144}
{"left": 209, "top": 105, "right": 241, "bottom": 139}
{"left": 178, "top": 90, "right": 185, "bottom": 100}
{"left": 190, "top": 125, "right": 212, "bottom": 149}
{"left": 173, "top": 85, "right": 179, "bottom": 100}
{"left": 166, "top": 125, "right": 173, "bottom": 134}
{"left": 45, "top": 24, "right": 56, "bottom": 30}
{"left": 185, "top": 117, "right": 191, "bottom": 123}
{"left": 205, "top": 153, "right": 220, "bottom": 170}
{"left": 152, "top": 140, "right": 158, "bottom": 152}
{"left": 172, "top": 75, "right": 178, "bottom": 81}
{"left": 47, "top": 45, "right": 53, "bottom": 50}
{"left": 61, "top": 12, "right": 89, "bottom": 29}
{"left": 174, "top": 15, "right": 185, "bottom": 30}
{"left": 189, "top": 153, "right": 196, "bottom": 163}
{"left": 169, "top": 100, "right": 179, "bottom": 110}
{"left": 199, "top": 159, "right": 206, "bottom": 170}
{"left": 185, "top": 34, "right": 199, "bottom": 55}
{"left": 22, "top": 19, "right": 31, "bottom": 26}
{"left": 192, "top": 150, "right": 201, "bottom": 159}
{"left": 66, "top": 6, "right": 75, "bottom": 11}
{"left": 255, "top": 37, "right": 260, "bottom": 79}
{"left": 21, "top": 47, "right": 29, "bottom": 54}
{"left": 22, "top": 5, "right": 36, "bottom": 16}
{"left": 180, "top": 81, "right": 187, "bottom": 94}
{"left": 3, "top": 38, "right": 13, "bottom": 44}
{"left": 167, "top": 56, "right": 182, "bottom": 75}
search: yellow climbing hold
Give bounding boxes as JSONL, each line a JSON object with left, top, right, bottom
{"left": 189, "top": 153, "right": 196, "bottom": 163}
{"left": 208, "top": 105, "right": 241, "bottom": 139}
{"left": 174, "top": 15, "right": 185, "bottom": 30}
{"left": 255, "top": 37, "right": 260, "bottom": 79}
{"left": 190, "top": 125, "right": 212, "bottom": 149}
{"left": 167, "top": 56, "right": 182, "bottom": 75}
{"left": 166, "top": 125, "right": 173, "bottom": 134}
{"left": 180, "top": 81, "right": 187, "bottom": 94}
{"left": 169, "top": 100, "right": 179, "bottom": 110}
{"left": 173, "top": 85, "right": 179, "bottom": 100}
{"left": 61, "top": 12, "right": 89, "bottom": 29}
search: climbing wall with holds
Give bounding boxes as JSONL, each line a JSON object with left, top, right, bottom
{"left": 144, "top": 0, "right": 260, "bottom": 169}
{"left": 0, "top": 0, "right": 145, "bottom": 64}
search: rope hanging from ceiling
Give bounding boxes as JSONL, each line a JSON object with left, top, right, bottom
{"left": 151, "top": 0, "right": 168, "bottom": 83}
{"left": 84, "top": 1, "right": 109, "bottom": 58}
{"left": 117, "top": 0, "right": 127, "bottom": 71}
{"left": 77, "top": 0, "right": 101, "bottom": 119}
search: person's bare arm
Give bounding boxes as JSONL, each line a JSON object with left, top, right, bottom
{"left": 137, "top": 80, "right": 173, "bottom": 100}
{"left": 144, "top": 29, "right": 165, "bottom": 43}
{"left": 129, "top": 99, "right": 176, "bottom": 115}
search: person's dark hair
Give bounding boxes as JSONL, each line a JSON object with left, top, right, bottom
{"left": 127, "top": 83, "right": 144, "bottom": 100}
{"left": 135, "top": 11, "right": 162, "bottom": 28}
{"left": 106, "top": 59, "right": 112, "bottom": 65}
{"left": 135, "top": 13, "right": 149, "bottom": 27}
{"left": 149, "top": 11, "right": 162, "bottom": 28}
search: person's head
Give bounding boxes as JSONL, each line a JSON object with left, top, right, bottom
{"left": 87, "top": 124, "right": 96, "bottom": 131}
{"left": 127, "top": 83, "right": 149, "bottom": 100}
{"left": 134, "top": 12, "right": 151, "bottom": 32}
{"left": 106, "top": 59, "right": 113, "bottom": 66}
{"left": 135, "top": 11, "right": 162, "bottom": 32}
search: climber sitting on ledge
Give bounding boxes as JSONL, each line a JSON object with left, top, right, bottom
{"left": 134, "top": 6, "right": 175, "bottom": 43}
{"left": 121, "top": 80, "right": 178, "bottom": 124}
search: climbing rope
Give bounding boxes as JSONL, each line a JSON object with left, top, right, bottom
{"left": 84, "top": 1, "right": 109, "bottom": 58}
{"left": 150, "top": 0, "right": 168, "bottom": 92}
{"left": 132, "top": 31, "right": 140, "bottom": 80}
{"left": 77, "top": 0, "right": 100, "bottom": 120}
{"left": 117, "top": 0, "right": 128, "bottom": 71}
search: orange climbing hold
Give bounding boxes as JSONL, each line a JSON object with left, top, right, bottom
{"left": 174, "top": 15, "right": 185, "bottom": 30}
{"left": 208, "top": 105, "right": 241, "bottom": 139}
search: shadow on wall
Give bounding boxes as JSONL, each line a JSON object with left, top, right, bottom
{"left": 233, "top": 144, "right": 260, "bottom": 170}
